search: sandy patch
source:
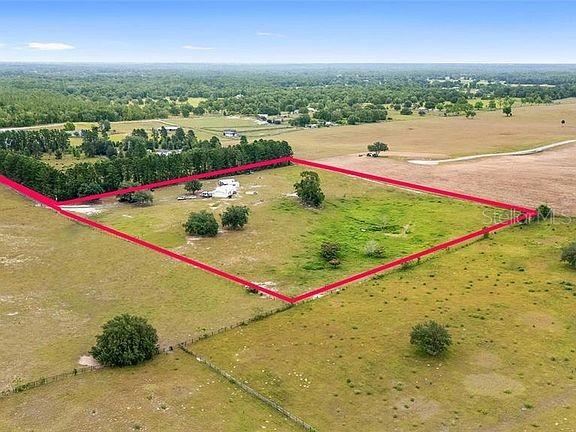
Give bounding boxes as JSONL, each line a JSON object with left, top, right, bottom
{"left": 396, "top": 396, "right": 441, "bottom": 421}
{"left": 78, "top": 355, "right": 101, "bottom": 368}
{"left": 470, "top": 350, "right": 503, "bottom": 369}
{"left": 464, "top": 373, "right": 525, "bottom": 397}
{"left": 519, "top": 311, "right": 560, "bottom": 331}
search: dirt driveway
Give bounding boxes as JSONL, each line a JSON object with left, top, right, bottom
{"left": 318, "top": 144, "right": 576, "bottom": 216}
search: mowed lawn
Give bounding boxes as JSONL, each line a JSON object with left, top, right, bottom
{"left": 0, "top": 354, "right": 298, "bottom": 432}
{"left": 92, "top": 165, "right": 510, "bottom": 296}
{"left": 0, "top": 186, "right": 285, "bottom": 391}
{"left": 192, "top": 220, "right": 576, "bottom": 431}
{"left": 272, "top": 100, "right": 576, "bottom": 159}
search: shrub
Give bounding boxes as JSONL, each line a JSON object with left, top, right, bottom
{"left": 221, "top": 205, "right": 250, "bottom": 230}
{"left": 320, "top": 242, "right": 341, "bottom": 262}
{"left": 294, "top": 171, "right": 325, "bottom": 207}
{"left": 117, "top": 181, "right": 140, "bottom": 203}
{"left": 184, "top": 211, "right": 219, "bottom": 237}
{"left": 90, "top": 314, "right": 159, "bottom": 367}
{"left": 537, "top": 204, "right": 553, "bottom": 220}
{"left": 561, "top": 242, "right": 576, "bottom": 269}
{"left": 131, "top": 190, "right": 153, "bottom": 206}
{"left": 410, "top": 321, "right": 452, "bottom": 356}
{"left": 364, "top": 240, "right": 384, "bottom": 258}
{"left": 184, "top": 179, "right": 203, "bottom": 194}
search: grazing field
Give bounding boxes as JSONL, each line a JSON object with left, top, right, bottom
{"left": 0, "top": 186, "right": 284, "bottom": 391}
{"left": 167, "top": 115, "right": 293, "bottom": 142}
{"left": 0, "top": 354, "right": 298, "bottom": 432}
{"left": 91, "top": 165, "right": 509, "bottom": 296}
{"left": 272, "top": 100, "right": 576, "bottom": 159}
{"left": 192, "top": 220, "right": 576, "bottom": 431}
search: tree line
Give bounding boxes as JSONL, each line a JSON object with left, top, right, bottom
{"left": 2, "top": 64, "right": 576, "bottom": 128}
{"left": 0, "top": 139, "right": 292, "bottom": 200}
{"left": 0, "top": 129, "right": 70, "bottom": 158}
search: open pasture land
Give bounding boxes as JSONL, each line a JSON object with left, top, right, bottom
{"left": 193, "top": 219, "right": 576, "bottom": 431}
{"left": 91, "top": 164, "right": 513, "bottom": 297}
{"left": 167, "top": 115, "right": 293, "bottom": 142}
{"left": 320, "top": 141, "right": 576, "bottom": 216}
{"left": 0, "top": 186, "right": 284, "bottom": 391}
{"left": 274, "top": 100, "right": 576, "bottom": 159}
{"left": 0, "top": 354, "right": 299, "bottom": 432}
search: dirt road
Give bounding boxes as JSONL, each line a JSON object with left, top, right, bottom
{"left": 318, "top": 144, "right": 576, "bottom": 216}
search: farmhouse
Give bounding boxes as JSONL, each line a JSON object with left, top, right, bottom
{"left": 223, "top": 129, "right": 239, "bottom": 138}
{"left": 155, "top": 125, "right": 179, "bottom": 133}
{"left": 154, "top": 148, "right": 183, "bottom": 156}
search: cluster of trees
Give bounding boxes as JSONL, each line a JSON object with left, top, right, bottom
{"left": 81, "top": 126, "right": 222, "bottom": 158}
{"left": 184, "top": 205, "right": 250, "bottom": 237}
{"left": 0, "top": 139, "right": 292, "bottom": 200}
{"left": 0, "top": 129, "right": 70, "bottom": 158}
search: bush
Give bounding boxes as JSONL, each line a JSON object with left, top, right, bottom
{"left": 537, "top": 204, "right": 553, "bottom": 220}
{"left": 320, "top": 242, "right": 341, "bottom": 262}
{"left": 131, "top": 190, "right": 153, "bottom": 206}
{"left": 364, "top": 240, "right": 384, "bottom": 258}
{"left": 410, "top": 321, "right": 452, "bottom": 356}
{"left": 184, "top": 211, "right": 219, "bottom": 237}
{"left": 117, "top": 181, "right": 140, "bottom": 203}
{"left": 221, "top": 205, "right": 250, "bottom": 230}
{"left": 184, "top": 179, "right": 203, "bottom": 194}
{"left": 294, "top": 171, "right": 325, "bottom": 207}
{"left": 561, "top": 242, "right": 576, "bottom": 269}
{"left": 90, "top": 314, "right": 159, "bottom": 367}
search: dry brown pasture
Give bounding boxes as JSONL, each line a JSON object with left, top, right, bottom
{"left": 275, "top": 100, "right": 576, "bottom": 159}
{"left": 318, "top": 143, "right": 576, "bottom": 216}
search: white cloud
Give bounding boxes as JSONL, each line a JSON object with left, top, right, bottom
{"left": 257, "top": 32, "right": 285, "bottom": 38}
{"left": 182, "top": 45, "right": 214, "bottom": 51}
{"left": 26, "top": 42, "right": 75, "bottom": 51}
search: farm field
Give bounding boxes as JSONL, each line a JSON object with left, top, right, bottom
{"left": 192, "top": 219, "right": 576, "bottom": 431}
{"left": 272, "top": 100, "right": 576, "bottom": 159}
{"left": 90, "top": 164, "right": 511, "bottom": 296}
{"left": 0, "top": 186, "right": 284, "bottom": 391}
{"left": 0, "top": 354, "right": 298, "bottom": 432}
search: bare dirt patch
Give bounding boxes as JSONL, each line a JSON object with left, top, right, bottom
{"left": 470, "top": 350, "right": 503, "bottom": 369}
{"left": 318, "top": 143, "right": 576, "bottom": 215}
{"left": 519, "top": 311, "right": 560, "bottom": 332}
{"left": 464, "top": 373, "right": 525, "bottom": 398}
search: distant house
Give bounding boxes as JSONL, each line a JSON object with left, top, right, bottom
{"left": 65, "top": 130, "right": 84, "bottom": 137}
{"left": 154, "top": 148, "right": 183, "bottom": 156}
{"left": 257, "top": 114, "right": 269, "bottom": 121}
{"left": 305, "top": 123, "right": 319, "bottom": 129}
{"left": 155, "top": 125, "right": 179, "bottom": 133}
{"left": 223, "top": 129, "right": 239, "bottom": 138}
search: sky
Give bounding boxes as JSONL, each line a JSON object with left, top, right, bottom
{"left": 0, "top": 0, "right": 575, "bottom": 64}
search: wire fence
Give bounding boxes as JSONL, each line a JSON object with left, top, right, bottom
{"left": 179, "top": 345, "right": 316, "bottom": 431}
{"left": 178, "top": 302, "right": 293, "bottom": 348}
{"left": 0, "top": 366, "right": 100, "bottom": 399}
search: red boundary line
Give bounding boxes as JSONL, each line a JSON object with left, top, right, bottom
{"left": 0, "top": 156, "right": 536, "bottom": 304}
{"left": 57, "top": 157, "right": 292, "bottom": 205}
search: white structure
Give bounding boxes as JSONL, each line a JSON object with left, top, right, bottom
{"left": 218, "top": 178, "right": 240, "bottom": 188}
{"left": 223, "top": 129, "right": 239, "bottom": 138}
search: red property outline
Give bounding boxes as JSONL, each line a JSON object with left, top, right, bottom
{"left": 0, "top": 157, "right": 537, "bottom": 304}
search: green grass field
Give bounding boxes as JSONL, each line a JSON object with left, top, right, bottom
{"left": 91, "top": 165, "right": 510, "bottom": 296}
{"left": 0, "top": 354, "right": 299, "bottom": 432}
{"left": 191, "top": 219, "right": 576, "bottom": 430}
{"left": 0, "top": 186, "right": 284, "bottom": 391}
